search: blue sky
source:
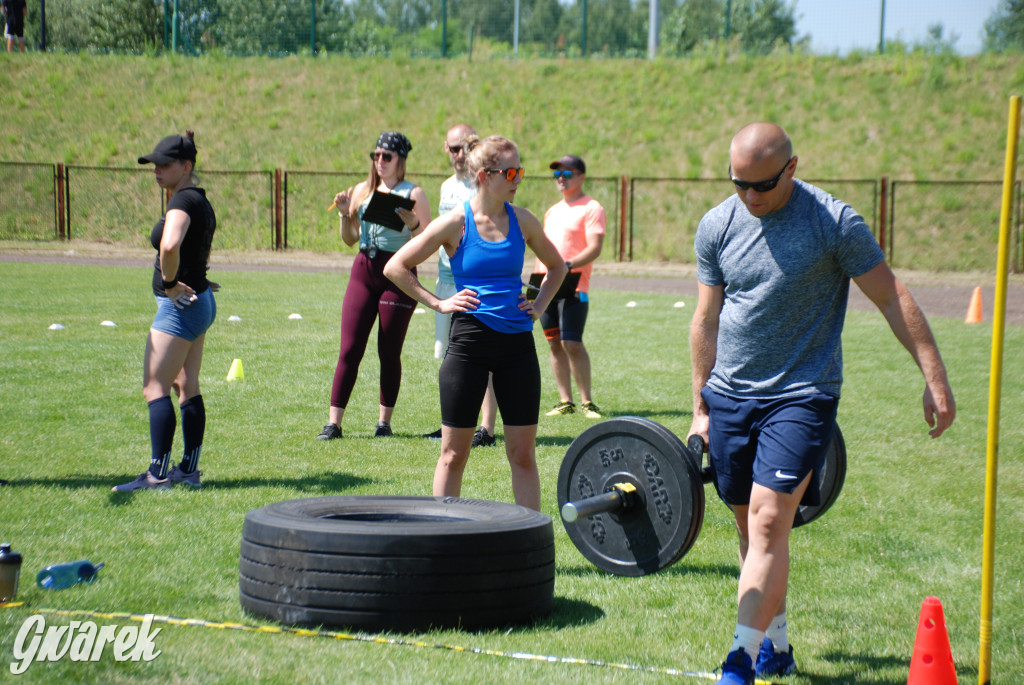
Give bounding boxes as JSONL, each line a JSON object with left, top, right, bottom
{"left": 795, "top": 0, "right": 1002, "bottom": 55}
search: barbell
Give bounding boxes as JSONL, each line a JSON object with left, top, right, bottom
{"left": 556, "top": 416, "right": 846, "bottom": 576}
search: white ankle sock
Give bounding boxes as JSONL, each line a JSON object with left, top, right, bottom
{"left": 765, "top": 611, "right": 789, "bottom": 652}
{"left": 729, "top": 623, "right": 765, "bottom": 659}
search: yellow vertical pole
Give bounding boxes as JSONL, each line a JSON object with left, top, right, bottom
{"left": 978, "top": 94, "right": 1019, "bottom": 685}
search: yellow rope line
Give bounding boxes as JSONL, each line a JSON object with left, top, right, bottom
{"left": 1, "top": 603, "right": 774, "bottom": 684}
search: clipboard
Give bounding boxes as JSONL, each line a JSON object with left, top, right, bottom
{"left": 526, "top": 272, "right": 580, "bottom": 301}
{"left": 361, "top": 190, "right": 416, "bottom": 232}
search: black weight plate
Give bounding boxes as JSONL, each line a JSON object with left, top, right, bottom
{"left": 793, "top": 424, "right": 847, "bottom": 528}
{"left": 557, "top": 417, "right": 704, "bottom": 576}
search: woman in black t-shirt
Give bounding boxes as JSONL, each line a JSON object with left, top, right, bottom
{"left": 113, "top": 131, "right": 218, "bottom": 492}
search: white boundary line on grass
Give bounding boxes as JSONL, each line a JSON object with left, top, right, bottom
{"left": 0, "top": 605, "right": 775, "bottom": 684}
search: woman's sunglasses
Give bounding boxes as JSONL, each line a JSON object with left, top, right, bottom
{"left": 553, "top": 170, "right": 575, "bottom": 179}
{"left": 728, "top": 157, "right": 794, "bottom": 193}
{"left": 370, "top": 151, "right": 395, "bottom": 163}
{"left": 485, "top": 167, "right": 525, "bottom": 182}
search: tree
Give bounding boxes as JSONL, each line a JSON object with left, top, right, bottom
{"left": 984, "top": 0, "right": 1024, "bottom": 52}
{"left": 661, "top": 0, "right": 797, "bottom": 55}
{"left": 91, "top": 0, "right": 162, "bottom": 52}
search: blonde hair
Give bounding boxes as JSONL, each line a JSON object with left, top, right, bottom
{"left": 465, "top": 135, "right": 519, "bottom": 187}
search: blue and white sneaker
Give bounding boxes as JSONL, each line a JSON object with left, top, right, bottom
{"left": 755, "top": 637, "right": 797, "bottom": 677}
{"left": 716, "top": 647, "right": 755, "bottom": 685}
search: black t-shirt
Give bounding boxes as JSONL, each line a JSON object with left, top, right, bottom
{"left": 2, "top": 0, "right": 26, "bottom": 33}
{"left": 150, "top": 187, "right": 216, "bottom": 296}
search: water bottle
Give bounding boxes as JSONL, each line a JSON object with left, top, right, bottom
{"left": 0, "top": 543, "right": 23, "bottom": 603}
{"left": 36, "top": 560, "right": 104, "bottom": 590}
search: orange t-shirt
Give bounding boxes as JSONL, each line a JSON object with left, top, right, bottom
{"left": 535, "top": 195, "right": 606, "bottom": 294}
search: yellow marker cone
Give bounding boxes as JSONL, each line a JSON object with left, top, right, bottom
{"left": 226, "top": 359, "right": 245, "bottom": 381}
{"left": 965, "top": 286, "right": 983, "bottom": 324}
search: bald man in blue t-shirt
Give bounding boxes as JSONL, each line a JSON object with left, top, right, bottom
{"left": 691, "top": 122, "right": 956, "bottom": 685}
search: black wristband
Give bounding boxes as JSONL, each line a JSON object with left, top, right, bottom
{"left": 161, "top": 278, "right": 178, "bottom": 290}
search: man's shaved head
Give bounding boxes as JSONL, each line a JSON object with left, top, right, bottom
{"left": 730, "top": 122, "right": 793, "bottom": 168}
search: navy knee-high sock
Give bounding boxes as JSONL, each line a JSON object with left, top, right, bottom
{"left": 179, "top": 394, "right": 205, "bottom": 474}
{"left": 148, "top": 396, "right": 175, "bottom": 479}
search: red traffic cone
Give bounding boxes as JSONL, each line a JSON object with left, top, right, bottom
{"left": 907, "top": 596, "right": 957, "bottom": 685}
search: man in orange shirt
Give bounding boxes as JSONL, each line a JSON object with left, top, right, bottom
{"left": 536, "top": 154, "right": 606, "bottom": 418}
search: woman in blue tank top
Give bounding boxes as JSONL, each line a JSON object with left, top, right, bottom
{"left": 385, "top": 135, "right": 567, "bottom": 511}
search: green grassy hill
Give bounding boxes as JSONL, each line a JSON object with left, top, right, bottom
{"left": 3, "top": 51, "right": 1023, "bottom": 179}
{"left": 3, "top": 51, "right": 1023, "bottom": 269}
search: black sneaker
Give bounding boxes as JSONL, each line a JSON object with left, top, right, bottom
{"left": 472, "top": 427, "right": 496, "bottom": 447}
{"left": 316, "top": 423, "right": 342, "bottom": 440}
{"left": 374, "top": 422, "right": 393, "bottom": 437}
{"left": 422, "top": 428, "right": 442, "bottom": 440}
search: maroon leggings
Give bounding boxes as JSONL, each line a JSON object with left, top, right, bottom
{"left": 330, "top": 250, "right": 416, "bottom": 409}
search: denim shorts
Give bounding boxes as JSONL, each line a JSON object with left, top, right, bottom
{"left": 702, "top": 387, "right": 838, "bottom": 507}
{"left": 152, "top": 289, "right": 217, "bottom": 342}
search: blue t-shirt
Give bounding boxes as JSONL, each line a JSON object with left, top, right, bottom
{"left": 450, "top": 201, "right": 532, "bottom": 334}
{"left": 695, "top": 179, "right": 885, "bottom": 399}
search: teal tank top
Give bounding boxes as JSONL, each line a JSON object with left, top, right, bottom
{"left": 357, "top": 180, "right": 416, "bottom": 254}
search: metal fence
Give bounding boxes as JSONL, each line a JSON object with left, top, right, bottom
{"left": 282, "top": 170, "right": 623, "bottom": 259}
{"left": 3, "top": 161, "right": 1021, "bottom": 273}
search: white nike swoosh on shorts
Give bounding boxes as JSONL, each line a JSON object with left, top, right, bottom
{"left": 775, "top": 470, "right": 799, "bottom": 480}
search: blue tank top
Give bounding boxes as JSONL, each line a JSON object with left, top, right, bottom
{"left": 450, "top": 201, "right": 532, "bottom": 334}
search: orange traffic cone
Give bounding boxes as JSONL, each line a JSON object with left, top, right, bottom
{"left": 907, "top": 596, "right": 957, "bottom": 685}
{"left": 965, "top": 286, "right": 983, "bottom": 324}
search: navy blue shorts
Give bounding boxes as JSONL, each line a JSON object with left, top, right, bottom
{"left": 702, "top": 387, "right": 838, "bottom": 507}
{"left": 151, "top": 289, "right": 217, "bottom": 342}
{"left": 540, "top": 292, "right": 589, "bottom": 343}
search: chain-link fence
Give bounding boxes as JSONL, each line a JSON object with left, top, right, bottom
{"left": 3, "top": 161, "right": 1020, "bottom": 273}
{"left": 0, "top": 162, "right": 60, "bottom": 240}
{"left": 62, "top": 166, "right": 274, "bottom": 249}
{"left": 284, "top": 170, "right": 623, "bottom": 258}
{"left": 627, "top": 178, "right": 878, "bottom": 262}
{"left": 888, "top": 180, "right": 1019, "bottom": 272}
{"left": 29, "top": 0, "right": 802, "bottom": 58}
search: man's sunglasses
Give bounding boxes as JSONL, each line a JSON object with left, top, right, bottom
{"left": 370, "top": 151, "right": 395, "bottom": 163}
{"left": 729, "top": 157, "right": 794, "bottom": 193}
{"left": 485, "top": 167, "right": 525, "bottom": 182}
{"left": 446, "top": 144, "right": 465, "bottom": 155}
{"left": 553, "top": 170, "right": 576, "bottom": 179}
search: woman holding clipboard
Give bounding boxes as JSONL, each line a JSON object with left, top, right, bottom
{"left": 316, "top": 132, "right": 431, "bottom": 440}
{"left": 384, "top": 135, "right": 567, "bottom": 510}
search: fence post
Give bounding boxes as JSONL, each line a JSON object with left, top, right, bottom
{"left": 618, "top": 175, "right": 628, "bottom": 262}
{"left": 888, "top": 179, "right": 896, "bottom": 264}
{"left": 877, "top": 176, "right": 887, "bottom": 254}
{"left": 55, "top": 163, "right": 66, "bottom": 240}
{"left": 275, "top": 169, "right": 283, "bottom": 250}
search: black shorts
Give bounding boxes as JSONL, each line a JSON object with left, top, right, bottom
{"left": 540, "top": 293, "right": 589, "bottom": 342}
{"left": 439, "top": 314, "right": 541, "bottom": 428}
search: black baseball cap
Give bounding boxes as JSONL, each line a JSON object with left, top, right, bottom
{"left": 548, "top": 154, "right": 586, "bottom": 174}
{"left": 138, "top": 135, "right": 197, "bottom": 165}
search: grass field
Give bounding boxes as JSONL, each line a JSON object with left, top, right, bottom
{"left": 1, "top": 260, "right": 1022, "bottom": 683}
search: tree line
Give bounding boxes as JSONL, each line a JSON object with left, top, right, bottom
{"left": 27, "top": 0, "right": 1024, "bottom": 56}
{"left": 38, "top": 0, "right": 800, "bottom": 56}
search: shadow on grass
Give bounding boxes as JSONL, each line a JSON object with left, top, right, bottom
{"left": 535, "top": 596, "right": 605, "bottom": 628}
{"left": 803, "top": 652, "right": 913, "bottom": 684}
{"left": 556, "top": 561, "right": 736, "bottom": 580}
{"left": 5, "top": 472, "right": 374, "bottom": 501}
